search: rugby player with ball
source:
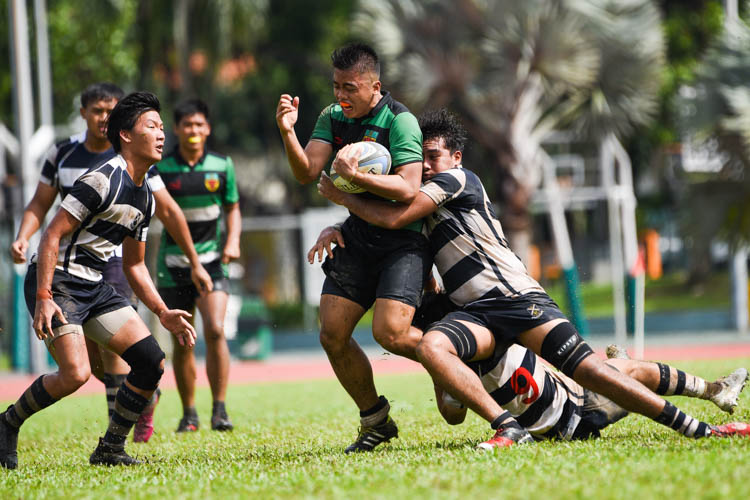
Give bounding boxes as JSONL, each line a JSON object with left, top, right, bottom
{"left": 276, "top": 42, "right": 430, "bottom": 453}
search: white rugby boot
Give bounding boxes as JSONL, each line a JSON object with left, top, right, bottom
{"left": 710, "top": 367, "right": 748, "bottom": 414}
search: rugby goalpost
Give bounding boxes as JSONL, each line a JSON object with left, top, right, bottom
{"left": 538, "top": 132, "right": 645, "bottom": 358}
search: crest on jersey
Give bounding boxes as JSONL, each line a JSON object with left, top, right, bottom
{"left": 204, "top": 173, "right": 220, "bottom": 192}
{"left": 363, "top": 130, "right": 378, "bottom": 142}
{"left": 527, "top": 304, "right": 543, "bottom": 319}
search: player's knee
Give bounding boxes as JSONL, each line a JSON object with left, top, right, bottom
{"left": 319, "top": 327, "right": 348, "bottom": 355}
{"left": 61, "top": 364, "right": 91, "bottom": 391}
{"left": 540, "top": 321, "right": 593, "bottom": 378}
{"left": 418, "top": 320, "right": 477, "bottom": 363}
{"left": 203, "top": 320, "right": 225, "bottom": 342}
{"left": 120, "top": 336, "right": 165, "bottom": 391}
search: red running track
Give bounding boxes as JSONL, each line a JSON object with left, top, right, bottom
{"left": 2, "top": 343, "right": 750, "bottom": 402}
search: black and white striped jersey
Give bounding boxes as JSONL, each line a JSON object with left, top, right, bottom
{"left": 419, "top": 167, "right": 544, "bottom": 306}
{"left": 468, "top": 344, "right": 586, "bottom": 440}
{"left": 40, "top": 131, "right": 116, "bottom": 199}
{"left": 53, "top": 155, "right": 154, "bottom": 282}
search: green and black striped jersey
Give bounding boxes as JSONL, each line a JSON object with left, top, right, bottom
{"left": 149, "top": 149, "right": 239, "bottom": 288}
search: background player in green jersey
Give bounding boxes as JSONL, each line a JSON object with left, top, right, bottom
{"left": 150, "top": 99, "right": 241, "bottom": 432}
{"left": 276, "top": 43, "right": 430, "bottom": 453}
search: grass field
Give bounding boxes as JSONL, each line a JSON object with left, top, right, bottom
{"left": 2, "top": 357, "right": 750, "bottom": 499}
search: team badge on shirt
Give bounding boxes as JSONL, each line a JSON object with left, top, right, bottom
{"left": 527, "top": 304, "right": 543, "bottom": 319}
{"left": 204, "top": 173, "right": 220, "bottom": 192}
{"left": 363, "top": 130, "right": 379, "bottom": 142}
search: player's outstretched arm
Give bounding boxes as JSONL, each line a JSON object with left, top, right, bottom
{"left": 121, "top": 237, "right": 196, "bottom": 347}
{"left": 276, "top": 94, "right": 332, "bottom": 184}
{"left": 307, "top": 224, "right": 346, "bottom": 264}
{"left": 10, "top": 182, "right": 58, "bottom": 263}
{"left": 434, "top": 383, "right": 468, "bottom": 425}
{"left": 318, "top": 171, "right": 437, "bottom": 230}
{"left": 33, "top": 208, "right": 78, "bottom": 339}
{"left": 153, "top": 188, "right": 213, "bottom": 295}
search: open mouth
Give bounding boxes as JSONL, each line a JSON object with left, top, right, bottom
{"left": 188, "top": 136, "right": 201, "bottom": 144}
{"left": 340, "top": 102, "right": 352, "bottom": 110}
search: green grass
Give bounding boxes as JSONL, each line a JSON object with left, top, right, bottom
{"left": 3, "top": 357, "right": 750, "bottom": 499}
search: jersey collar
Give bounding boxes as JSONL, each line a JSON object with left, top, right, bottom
{"left": 357, "top": 90, "right": 392, "bottom": 122}
{"left": 171, "top": 147, "right": 208, "bottom": 168}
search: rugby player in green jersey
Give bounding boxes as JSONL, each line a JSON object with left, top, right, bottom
{"left": 150, "top": 99, "right": 241, "bottom": 432}
{"left": 276, "top": 43, "right": 430, "bottom": 453}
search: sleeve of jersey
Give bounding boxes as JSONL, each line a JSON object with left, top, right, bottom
{"left": 419, "top": 170, "right": 467, "bottom": 208}
{"left": 223, "top": 157, "right": 240, "bottom": 204}
{"left": 389, "top": 113, "right": 423, "bottom": 169}
{"left": 146, "top": 165, "right": 165, "bottom": 192}
{"left": 60, "top": 169, "right": 110, "bottom": 221}
{"left": 308, "top": 104, "right": 334, "bottom": 144}
{"left": 132, "top": 194, "right": 155, "bottom": 242}
{"left": 39, "top": 144, "right": 59, "bottom": 187}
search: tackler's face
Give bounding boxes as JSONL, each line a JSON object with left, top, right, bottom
{"left": 422, "top": 138, "right": 462, "bottom": 182}
{"left": 127, "top": 110, "right": 165, "bottom": 163}
{"left": 81, "top": 98, "right": 118, "bottom": 142}
{"left": 175, "top": 112, "right": 211, "bottom": 154}
{"left": 333, "top": 68, "right": 381, "bottom": 119}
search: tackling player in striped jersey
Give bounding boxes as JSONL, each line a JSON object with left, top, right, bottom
{"left": 9, "top": 83, "right": 212, "bottom": 443}
{"left": 1, "top": 92, "right": 197, "bottom": 469}
{"left": 314, "top": 108, "right": 750, "bottom": 448}
{"left": 433, "top": 340, "right": 747, "bottom": 445}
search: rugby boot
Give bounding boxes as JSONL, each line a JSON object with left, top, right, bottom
{"left": 344, "top": 415, "right": 398, "bottom": 453}
{"left": 133, "top": 389, "right": 160, "bottom": 443}
{"left": 0, "top": 407, "right": 19, "bottom": 470}
{"left": 211, "top": 409, "right": 234, "bottom": 432}
{"left": 477, "top": 426, "right": 534, "bottom": 450}
{"left": 709, "top": 368, "right": 748, "bottom": 414}
{"left": 89, "top": 438, "right": 142, "bottom": 466}
{"left": 176, "top": 414, "right": 200, "bottom": 433}
{"left": 605, "top": 344, "right": 630, "bottom": 360}
{"left": 710, "top": 422, "right": 750, "bottom": 438}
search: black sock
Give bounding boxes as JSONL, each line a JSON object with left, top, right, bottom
{"left": 4, "top": 376, "right": 57, "bottom": 428}
{"left": 491, "top": 411, "right": 519, "bottom": 430}
{"left": 102, "top": 373, "right": 127, "bottom": 418}
{"left": 654, "top": 401, "right": 710, "bottom": 438}
{"left": 359, "top": 396, "right": 390, "bottom": 427}
{"left": 103, "top": 383, "right": 150, "bottom": 449}
{"left": 184, "top": 406, "right": 198, "bottom": 419}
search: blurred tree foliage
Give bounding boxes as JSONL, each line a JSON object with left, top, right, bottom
{"left": 1, "top": 0, "right": 354, "bottom": 209}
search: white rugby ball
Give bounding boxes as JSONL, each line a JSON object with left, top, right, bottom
{"left": 330, "top": 141, "right": 391, "bottom": 193}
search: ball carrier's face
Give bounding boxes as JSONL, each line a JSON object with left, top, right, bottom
{"left": 333, "top": 67, "right": 381, "bottom": 119}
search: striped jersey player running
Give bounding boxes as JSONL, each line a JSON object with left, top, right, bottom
{"left": 315, "top": 108, "right": 750, "bottom": 448}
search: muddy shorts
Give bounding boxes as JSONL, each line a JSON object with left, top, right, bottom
{"left": 24, "top": 263, "right": 136, "bottom": 347}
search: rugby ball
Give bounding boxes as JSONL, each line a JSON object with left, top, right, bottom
{"left": 330, "top": 141, "right": 391, "bottom": 193}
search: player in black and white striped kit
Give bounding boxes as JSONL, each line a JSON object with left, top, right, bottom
{"left": 1, "top": 92, "right": 197, "bottom": 470}
{"left": 9, "top": 83, "right": 212, "bottom": 443}
{"left": 315, "top": 108, "right": 750, "bottom": 449}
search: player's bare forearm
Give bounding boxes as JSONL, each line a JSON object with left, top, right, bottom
{"left": 222, "top": 202, "right": 242, "bottom": 263}
{"left": 348, "top": 162, "right": 422, "bottom": 202}
{"left": 36, "top": 208, "right": 80, "bottom": 291}
{"left": 123, "top": 259, "right": 168, "bottom": 316}
{"left": 155, "top": 191, "right": 201, "bottom": 267}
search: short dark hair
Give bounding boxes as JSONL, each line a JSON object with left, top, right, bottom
{"left": 80, "top": 82, "right": 124, "bottom": 108}
{"left": 331, "top": 43, "right": 380, "bottom": 78}
{"left": 418, "top": 109, "right": 468, "bottom": 154}
{"left": 106, "top": 91, "right": 161, "bottom": 152}
{"left": 173, "top": 98, "right": 210, "bottom": 126}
